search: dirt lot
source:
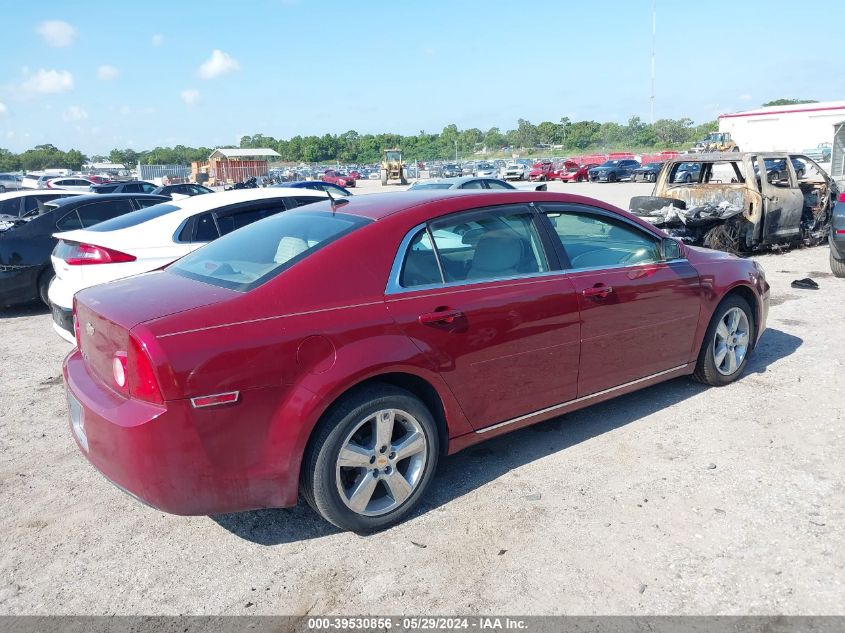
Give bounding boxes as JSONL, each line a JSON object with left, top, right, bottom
{"left": 0, "top": 181, "right": 843, "bottom": 615}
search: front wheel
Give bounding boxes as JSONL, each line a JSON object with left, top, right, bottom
{"left": 301, "top": 385, "right": 439, "bottom": 533}
{"left": 693, "top": 295, "right": 754, "bottom": 386}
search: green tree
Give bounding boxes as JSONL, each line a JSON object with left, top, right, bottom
{"left": 761, "top": 98, "right": 818, "bottom": 107}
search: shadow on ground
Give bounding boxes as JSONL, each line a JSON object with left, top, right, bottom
{"left": 213, "top": 327, "right": 802, "bottom": 544}
{"left": 0, "top": 301, "right": 49, "bottom": 319}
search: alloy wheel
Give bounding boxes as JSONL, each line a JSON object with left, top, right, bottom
{"left": 335, "top": 408, "right": 428, "bottom": 517}
{"left": 713, "top": 307, "right": 750, "bottom": 376}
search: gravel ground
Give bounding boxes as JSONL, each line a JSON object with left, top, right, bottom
{"left": 0, "top": 182, "right": 842, "bottom": 615}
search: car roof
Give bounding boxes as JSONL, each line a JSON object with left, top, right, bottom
{"left": 424, "top": 176, "right": 490, "bottom": 186}
{"left": 48, "top": 193, "right": 168, "bottom": 207}
{"left": 0, "top": 190, "right": 83, "bottom": 201}
{"left": 300, "top": 190, "right": 625, "bottom": 222}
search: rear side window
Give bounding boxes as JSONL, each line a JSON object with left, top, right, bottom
{"left": 85, "top": 203, "right": 181, "bottom": 232}
{"left": 169, "top": 211, "right": 369, "bottom": 291}
{"left": 56, "top": 210, "right": 83, "bottom": 231}
{"left": 76, "top": 199, "right": 135, "bottom": 227}
{"left": 293, "top": 196, "right": 327, "bottom": 207}
{"left": 193, "top": 213, "right": 219, "bottom": 241}
{"left": 121, "top": 183, "right": 142, "bottom": 193}
{"left": 399, "top": 205, "right": 549, "bottom": 288}
{"left": 95, "top": 185, "right": 118, "bottom": 193}
{"left": 216, "top": 205, "right": 285, "bottom": 236}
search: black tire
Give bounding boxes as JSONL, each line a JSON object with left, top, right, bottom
{"left": 692, "top": 294, "right": 754, "bottom": 386}
{"left": 831, "top": 250, "right": 845, "bottom": 278}
{"left": 301, "top": 384, "right": 440, "bottom": 533}
{"left": 703, "top": 221, "right": 745, "bottom": 255}
{"left": 608, "top": 172, "right": 617, "bottom": 183}
{"left": 38, "top": 270, "right": 53, "bottom": 307}
{"left": 0, "top": 185, "right": 6, "bottom": 193}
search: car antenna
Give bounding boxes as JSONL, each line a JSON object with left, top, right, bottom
{"left": 324, "top": 187, "right": 348, "bottom": 214}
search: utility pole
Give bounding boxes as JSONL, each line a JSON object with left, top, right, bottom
{"left": 650, "top": 0, "right": 656, "bottom": 124}
{"left": 455, "top": 140, "right": 458, "bottom": 162}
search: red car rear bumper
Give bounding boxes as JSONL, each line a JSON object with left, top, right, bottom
{"left": 63, "top": 349, "right": 305, "bottom": 515}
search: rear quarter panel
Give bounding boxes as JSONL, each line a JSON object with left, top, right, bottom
{"left": 683, "top": 246, "right": 768, "bottom": 353}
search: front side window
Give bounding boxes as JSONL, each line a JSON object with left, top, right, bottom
{"left": 399, "top": 205, "right": 549, "bottom": 288}
{"left": 169, "top": 210, "right": 368, "bottom": 291}
{"left": 460, "top": 180, "right": 484, "bottom": 189}
{"left": 540, "top": 204, "right": 661, "bottom": 269}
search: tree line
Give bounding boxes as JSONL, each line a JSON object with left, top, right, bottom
{"left": 0, "top": 116, "right": 719, "bottom": 172}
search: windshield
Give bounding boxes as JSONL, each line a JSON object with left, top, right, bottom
{"left": 600, "top": 160, "right": 621, "bottom": 167}
{"left": 169, "top": 210, "right": 369, "bottom": 291}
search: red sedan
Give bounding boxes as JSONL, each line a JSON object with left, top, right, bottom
{"left": 557, "top": 161, "right": 598, "bottom": 183}
{"left": 322, "top": 170, "right": 356, "bottom": 188}
{"left": 528, "top": 161, "right": 555, "bottom": 181}
{"left": 64, "top": 191, "right": 769, "bottom": 532}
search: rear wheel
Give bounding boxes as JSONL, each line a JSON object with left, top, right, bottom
{"left": 38, "top": 270, "right": 53, "bottom": 307}
{"left": 831, "top": 250, "right": 845, "bottom": 278}
{"left": 301, "top": 384, "right": 439, "bottom": 533}
{"left": 693, "top": 295, "right": 754, "bottom": 386}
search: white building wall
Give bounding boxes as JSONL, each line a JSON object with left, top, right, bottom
{"left": 719, "top": 101, "right": 845, "bottom": 152}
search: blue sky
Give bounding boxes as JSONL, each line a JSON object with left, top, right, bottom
{"left": 0, "top": 0, "right": 843, "bottom": 154}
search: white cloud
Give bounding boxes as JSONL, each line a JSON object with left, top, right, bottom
{"left": 20, "top": 69, "right": 74, "bottom": 95}
{"left": 97, "top": 65, "right": 119, "bottom": 81}
{"left": 739, "top": 94, "right": 752, "bottom": 101}
{"left": 199, "top": 50, "right": 240, "bottom": 79}
{"left": 62, "top": 105, "right": 88, "bottom": 122}
{"left": 0, "top": 102, "right": 7, "bottom": 117}
{"left": 181, "top": 89, "right": 200, "bottom": 105}
{"left": 36, "top": 20, "right": 77, "bottom": 47}
{"left": 151, "top": 33, "right": 163, "bottom": 47}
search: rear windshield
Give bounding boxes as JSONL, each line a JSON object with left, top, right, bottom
{"left": 168, "top": 210, "right": 369, "bottom": 291}
{"left": 85, "top": 203, "right": 181, "bottom": 232}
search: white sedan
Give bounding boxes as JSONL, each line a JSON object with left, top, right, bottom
{"left": 48, "top": 187, "right": 329, "bottom": 343}
{"left": 45, "top": 177, "right": 98, "bottom": 192}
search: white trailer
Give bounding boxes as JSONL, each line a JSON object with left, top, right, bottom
{"left": 719, "top": 100, "right": 845, "bottom": 155}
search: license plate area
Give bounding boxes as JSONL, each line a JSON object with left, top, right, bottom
{"left": 68, "top": 392, "right": 88, "bottom": 452}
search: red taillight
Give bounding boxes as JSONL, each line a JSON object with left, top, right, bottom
{"left": 64, "top": 243, "right": 136, "bottom": 266}
{"left": 125, "top": 336, "right": 163, "bottom": 404}
{"left": 839, "top": 192, "right": 845, "bottom": 203}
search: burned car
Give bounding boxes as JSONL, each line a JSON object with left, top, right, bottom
{"left": 629, "top": 152, "right": 837, "bottom": 255}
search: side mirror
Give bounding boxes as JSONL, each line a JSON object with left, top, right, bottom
{"left": 662, "top": 238, "right": 682, "bottom": 260}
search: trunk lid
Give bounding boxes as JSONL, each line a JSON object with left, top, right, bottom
{"left": 75, "top": 271, "right": 238, "bottom": 390}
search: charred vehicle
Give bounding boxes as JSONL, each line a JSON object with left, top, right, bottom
{"left": 629, "top": 152, "right": 837, "bottom": 255}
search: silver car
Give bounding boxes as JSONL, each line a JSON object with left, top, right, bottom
{"left": 0, "top": 173, "right": 23, "bottom": 193}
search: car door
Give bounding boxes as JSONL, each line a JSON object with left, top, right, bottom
{"left": 537, "top": 202, "right": 702, "bottom": 396}
{"left": 384, "top": 203, "right": 581, "bottom": 430}
{"left": 758, "top": 155, "right": 804, "bottom": 242}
